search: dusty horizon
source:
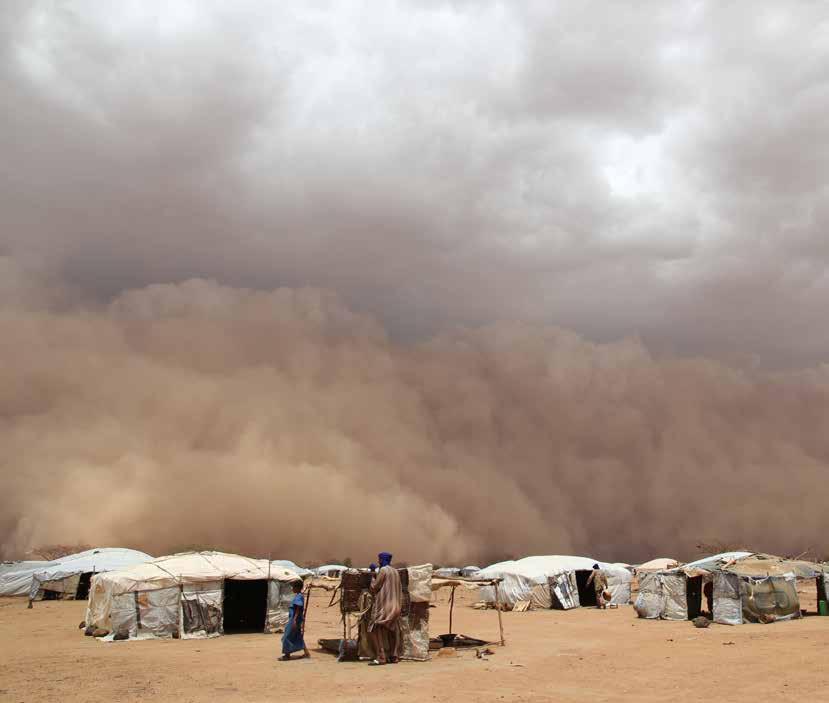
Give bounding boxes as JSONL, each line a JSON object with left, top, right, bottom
{"left": 2, "top": 2, "right": 829, "bottom": 565}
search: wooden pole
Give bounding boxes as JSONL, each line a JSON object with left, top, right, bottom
{"left": 264, "top": 553, "right": 272, "bottom": 633}
{"left": 493, "top": 580, "right": 505, "bottom": 646}
{"left": 301, "top": 584, "right": 311, "bottom": 636}
{"left": 448, "top": 585, "right": 456, "bottom": 634}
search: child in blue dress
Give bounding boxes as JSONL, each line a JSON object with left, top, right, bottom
{"left": 280, "top": 580, "right": 310, "bottom": 660}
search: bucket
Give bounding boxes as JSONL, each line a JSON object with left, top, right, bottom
{"left": 819, "top": 600, "right": 828, "bottom": 616}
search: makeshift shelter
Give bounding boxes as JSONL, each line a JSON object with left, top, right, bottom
{"left": 85, "top": 551, "right": 303, "bottom": 640}
{"left": 460, "top": 566, "right": 481, "bottom": 577}
{"left": 331, "top": 565, "right": 434, "bottom": 661}
{"left": 434, "top": 567, "right": 461, "bottom": 578}
{"left": 0, "top": 561, "right": 53, "bottom": 597}
{"left": 634, "top": 552, "right": 822, "bottom": 625}
{"left": 29, "top": 549, "right": 153, "bottom": 602}
{"left": 476, "top": 556, "right": 632, "bottom": 610}
{"left": 314, "top": 564, "right": 349, "bottom": 578}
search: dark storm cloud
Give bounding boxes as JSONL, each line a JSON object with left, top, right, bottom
{"left": 2, "top": 0, "right": 827, "bottom": 361}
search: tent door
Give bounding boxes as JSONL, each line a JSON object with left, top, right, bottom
{"left": 686, "top": 576, "right": 703, "bottom": 619}
{"left": 549, "top": 571, "right": 579, "bottom": 609}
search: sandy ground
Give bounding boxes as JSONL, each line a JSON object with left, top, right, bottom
{"left": 1, "top": 587, "right": 827, "bottom": 703}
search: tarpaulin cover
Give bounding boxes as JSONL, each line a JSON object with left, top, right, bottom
{"left": 477, "top": 556, "right": 632, "bottom": 609}
{"left": 549, "top": 571, "right": 579, "bottom": 609}
{"left": 0, "top": 561, "right": 53, "bottom": 597}
{"left": 713, "top": 571, "right": 742, "bottom": 625}
{"left": 181, "top": 582, "right": 223, "bottom": 638}
{"left": 661, "top": 573, "right": 688, "bottom": 621}
{"left": 633, "top": 572, "right": 663, "bottom": 619}
{"left": 741, "top": 576, "right": 801, "bottom": 623}
{"left": 137, "top": 587, "right": 179, "bottom": 638}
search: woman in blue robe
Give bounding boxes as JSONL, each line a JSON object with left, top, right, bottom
{"left": 280, "top": 580, "right": 310, "bottom": 660}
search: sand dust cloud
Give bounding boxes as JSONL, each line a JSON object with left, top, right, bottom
{"left": 2, "top": 259, "right": 828, "bottom": 565}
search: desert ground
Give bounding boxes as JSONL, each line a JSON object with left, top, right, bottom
{"left": 0, "top": 586, "right": 826, "bottom": 703}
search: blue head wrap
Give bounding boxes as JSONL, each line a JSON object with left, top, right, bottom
{"left": 378, "top": 552, "right": 393, "bottom": 567}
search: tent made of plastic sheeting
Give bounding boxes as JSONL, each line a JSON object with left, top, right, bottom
{"left": 460, "top": 566, "right": 481, "bottom": 577}
{"left": 434, "top": 567, "right": 461, "bottom": 578}
{"left": 0, "top": 561, "right": 53, "bottom": 597}
{"left": 313, "top": 564, "right": 349, "bottom": 578}
{"left": 633, "top": 552, "right": 819, "bottom": 624}
{"left": 85, "top": 551, "right": 304, "bottom": 641}
{"left": 29, "top": 549, "right": 153, "bottom": 602}
{"left": 476, "top": 556, "right": 632, "bottom": 610}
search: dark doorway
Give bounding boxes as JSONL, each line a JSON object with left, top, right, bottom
{"left": 75, "top": 572, "right": 93, "bottom": 600}
{"left": 222, "top": 579, "right": 268, "bottom": 634}
{"left": 686, "top": 576, "right": 703, "bottom": 619}
{"left": 575, "top": 570, "right": 597, "bottom": 607}
{"left": 42, "top": 589, "right": 61, "bottom": 600}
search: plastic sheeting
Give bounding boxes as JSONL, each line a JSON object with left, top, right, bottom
{"left": 661, "top": 573, "right": 688, "bottom": 621}
{"left": 633, "top": 572, "right": 663, "bottom": 619}
{"left": 549, "top": 572, "right": 579, "bottom": 609}
{"left": 477, "top": 556, "right": 632, "bottom": 609}
{"left": 266, "top": 579, "right": 294, "bottom": 633}
{"left": 407, "top": 565, "right": 433, "bottom": 603}
{"left": 0, "top": 561, "right": 52, "bottom": 597}
{"left": 742, "top": 575, "right": 800, "bottom": 623}
{"left": 181, "top": 582, "right": 223, "bottom": 638}
{"left": 400, "top": 602, "right": 430, "bottom": 661}
{"left": 713, "top": 571, "right": 742, "bottom": 625}
{"left": 138, "top": 587, "right": 180, "bottom": 638}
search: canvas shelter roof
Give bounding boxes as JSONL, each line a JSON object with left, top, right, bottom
{"left": 635, "top": 557, "right": 679, "bottom": 572}
{"left": 722, "top": 553, "right": 824, "bottom": 579}
{"left": 313, "top": 564, "right": 348, "bottom": 576}
{"left": 92, "top": 551, "right": 302, "bottom": 595}
{"left": 29, "top": 548, "right": 153, "bottom": 598}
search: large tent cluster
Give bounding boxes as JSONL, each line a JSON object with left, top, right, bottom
{"left": 85, "top": 551, "right": 303, "bottom": 640}
{"left": 634, "top": 552, "right": 829, "bottom": 625}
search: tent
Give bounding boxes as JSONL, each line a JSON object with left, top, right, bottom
{"left": 634, "top": 552, "right": 820, "bottom": 624}
{"left": 272, "top": 560, "right": 312, "bottom": 577}
{"left": 85, "top": 551, "right": 303, "bottom": 640}
{"left": 476, "top": 556, "right": 632, "bottom": 610}
{"left": 460, "top": 566, "right": 481, "bottom": 577}
{"left": 28, "top": 549, "right": 153, "bottom": 602}
{"left": 0, "top": 561, "right": 54, "bottom": 597}
{"left": 434, "top": 567, "right": 461, "bottom": 578}
{"left": 313, "top": 564, "right": 349, "bottom": 578}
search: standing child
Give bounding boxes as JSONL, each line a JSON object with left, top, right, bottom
{"left": 280, "top": 580, "right": 310, "bottom": 661}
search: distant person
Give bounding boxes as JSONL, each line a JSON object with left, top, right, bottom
{"left": 368, "top": 551, "right": 403, "bottom": 665}
{"left": 280, "top": 580, "right": 310, "bottom": 661}
{"left": 586, "top": 563, "right": 609, "bottom": 609}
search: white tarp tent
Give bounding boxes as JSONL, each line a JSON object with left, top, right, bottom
{"left": 85, "top": 551, "right": 303, "bottom": 641}
{"left": 29, "top": 549, "right": 154, "bottom": 601}
{"left": 313, "top": 564, "right": 349, "bottom": 578}
{"left": 0, "top": 561, "right": 53, "bottom": 597}
{"left": 477, "top": 555, "right": 632, "bottom": 609}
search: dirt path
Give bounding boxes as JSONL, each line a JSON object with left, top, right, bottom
{"left": 1, "top": 589, "right": 826, "bottom": 703}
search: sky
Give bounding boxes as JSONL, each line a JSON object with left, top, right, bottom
{"left": 1, "top": 1, "right": 828, "bottom": 563}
